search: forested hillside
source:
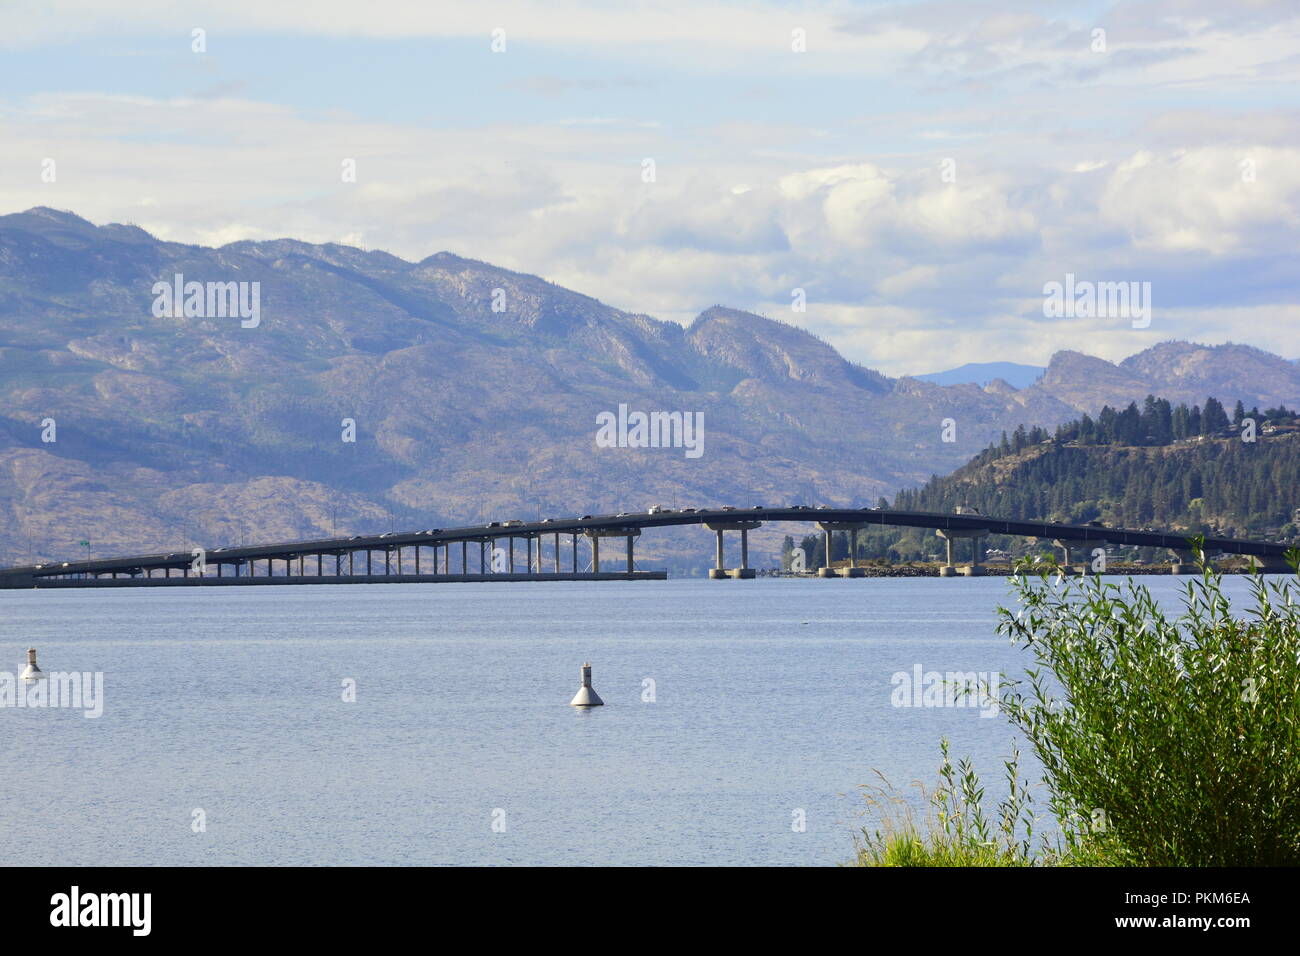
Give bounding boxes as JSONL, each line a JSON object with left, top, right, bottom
{"left": 789, "top": 396, "right": 1300, "bottom": 565}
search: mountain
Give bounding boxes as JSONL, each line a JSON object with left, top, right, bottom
{"left": 1027, "top": 343, "right": 1300, "bottom": 414}
{"left": 3, "top": 206, "right": 1300, "bottom": 570}
{"left": 914, "top": 362, "right": 1045, "bottom": 389}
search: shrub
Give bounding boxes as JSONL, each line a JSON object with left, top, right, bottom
{"left": 996, "top": 547, "right": 1300, "bottom": 865}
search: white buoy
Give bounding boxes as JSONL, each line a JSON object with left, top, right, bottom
{"left": 569, "top": 662, "right": 604, "bottom": 707}
{"left": 20, "top": 648, "right": 45, "bottom": 682}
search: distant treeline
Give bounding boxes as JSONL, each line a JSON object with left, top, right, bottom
{"left": 968, "top": 396, "right": 1296, "bottom": 465}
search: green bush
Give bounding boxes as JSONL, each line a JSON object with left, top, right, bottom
{"left": 856, "top": 546, "right": 1300, "bottom": 866}
{"left": 996, "top": 547, "right": 1300, "bottom": 866}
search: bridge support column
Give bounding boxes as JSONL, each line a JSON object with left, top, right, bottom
{"left": 706, "top": 521, "right": 760, "bottom": 578}
{"left": 554, "top": 533, "right": 560, "bottom": 573}
{"left": 936, "top": 527, "right": 988, "bottom": 577}
{"left": 819, "top": 528, "right": 835, "bottom": 577}
{"left": 527, "top": 536, "right": 534, "bottom": 573}
{"left": 818, "top": 522, "right": 867, "bottom": 577}
{"left": 463, "top": 541, "right": 468, "bottom": 574}
{"left": 941, "top": 536, "right": 955, "bottom": 577}
{"left": 1052, "top": 539, "right": 1078, "bottom": 575}
{"left": 584, "top": 527, "right": 640, "bottom": 576}
{"left": 572, "top": 534, "right": 578, "bottom": 573}
{"left": 710, "top": 529, "right": 726, "bottom": 580}
{"left": 1169, "top": 548, "right": 1204, "bottom": 574}
{"left": 509, "top": 538, "right": 515, "bottom": 573}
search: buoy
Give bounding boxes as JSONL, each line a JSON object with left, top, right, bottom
{"left": 20, "top": 648, "right": 45, "bottom": 682}
{"left": 569, "top": 662, "right": 604, "bottom": 707}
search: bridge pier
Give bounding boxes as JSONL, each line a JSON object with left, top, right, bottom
{"left": 705, "top": 521, "right": 761, "bottom": 579}
{"left": 818, "top": 522, "right": 867, "bottom": 577}
{"left": 1244, "top": 554, "right": 1294, "bottom": 574}
{"left": 936, "top": 527, "right": 987, "bottom": 576}
{"left": 584, "top": 527, "right": 640, "bottom": 575}
{"left": 1169, "top": 548, "right": 1201, "bottom": 574}
{"left": 1052, "top": 539, "right": 1079, "bottom": 576}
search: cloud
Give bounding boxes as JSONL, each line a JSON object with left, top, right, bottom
{"left": 3, "top": 2, "right": 1300, "bottom": 378}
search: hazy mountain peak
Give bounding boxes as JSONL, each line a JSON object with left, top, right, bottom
{"left": 915, "top": 361, "right": 1045, "bottom": 389}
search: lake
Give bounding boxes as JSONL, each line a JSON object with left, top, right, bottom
{"left": 0, "top": 575, "right": 1274, "bottom": 866}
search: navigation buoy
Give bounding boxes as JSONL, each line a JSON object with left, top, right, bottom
{"left": 20, "top": 648, "right": 44, "bottom": 682}
{"left": 569, "top": 662, "right": 604, "bottom": 707}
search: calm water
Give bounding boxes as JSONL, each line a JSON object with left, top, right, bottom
{"left": 0, "top": 575, "right": 1276, "bottom": 866}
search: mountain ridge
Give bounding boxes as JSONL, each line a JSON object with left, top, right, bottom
{"left": 2, "top": 206, "right": 1298, "bottom": 570}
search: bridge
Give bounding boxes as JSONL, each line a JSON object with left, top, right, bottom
{"left": 0, "top": 506, "right": 1293, "bottom": 588}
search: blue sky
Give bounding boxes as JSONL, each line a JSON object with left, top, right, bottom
{"left": 3, "top": 0, "right": 1299, "bottom": 374}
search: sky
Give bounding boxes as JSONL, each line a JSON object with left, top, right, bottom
{"left": 2, "top": 0, "right": 1298, "bottom": 376}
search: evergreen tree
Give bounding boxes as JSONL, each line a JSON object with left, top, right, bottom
{"left": 1203, "top": 397, "right": 1230, "bottom": 433}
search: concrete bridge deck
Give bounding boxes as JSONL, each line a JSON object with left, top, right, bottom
{"left": 0, "top": 506, "right": 1292, "bottom": 588}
